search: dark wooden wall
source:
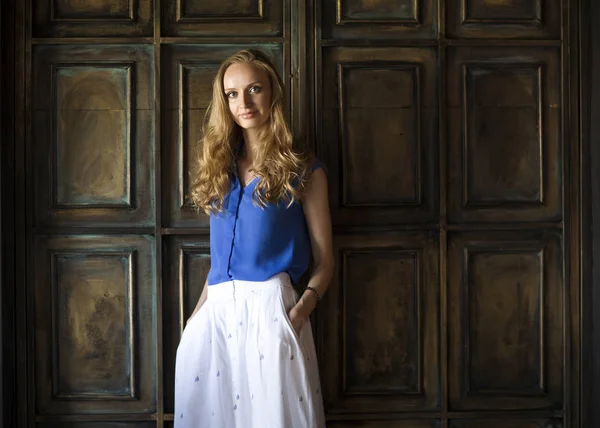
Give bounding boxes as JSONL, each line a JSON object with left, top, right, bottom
{"left": 0, "top": 0, "right": 598, "bottom": 427}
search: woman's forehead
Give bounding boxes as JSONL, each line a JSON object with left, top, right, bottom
{"left": 223, "top": 63, "right": 269, "bottom": 88}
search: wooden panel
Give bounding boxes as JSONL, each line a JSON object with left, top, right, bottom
{"left": 448, "top": 231, "right": 562, "bottom": 410}
{"left": 328, "top": 421, "right": 441, "bottom": 428}
{"left": 322, "top": 0, "right": 436, "bottom": 40}
{"left": 55, "top": 66, "right": 131, "bottom": 208}
{"left": 162, "top": 0, "right": 282, "bottom": 37}
{"left": 320, "top": 47, "right": 438, "bottom": 226}
{"left": 38, "top": 424, "right": 155, "bottom": 428}
{"left": 447, "top": 0, "right": 560, "bottom": 39}
{"left": 320, "top": 232, "right": 439, "bottom": 413}
{"left": 54, "top": 254, "right": 135, "bottom": 398}
{"left": 178, "top": 0, "right": 258, "bottom": 17}
{"left": 33, "top": 45, "right": 154, "bottom": 228}
{"left": 34, "top": 235, "right": 156, "bottom": 414}
{"left": 449, "top": 419, "right": 561, "bottom": 428}
{"left": 33, "top": 0, "right": 152, "bottom": 37}
{"left": 52, "top": 0, "right": 132, "bottom": 19}
{"left": 162, "top": 44, "right": 283, "bottom": 228}
{"left": 163, "top": 236, "right": 211, "bottom": 413}
{"left": 447, "top": 47, "right": 561, "bottom": 224}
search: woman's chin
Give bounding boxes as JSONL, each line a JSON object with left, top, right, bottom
{"left": 236, "top": 118, "right": 268, "bottom": 130}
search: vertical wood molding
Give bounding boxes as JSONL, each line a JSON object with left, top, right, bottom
{"left": 0, "top": 0, "right": 4, "bottom": 419}
{"left": 585, "top": 0, "right": 600, "bottom": 424}
{"left": 0, "top": 0, "right": 16, "bottom": 426}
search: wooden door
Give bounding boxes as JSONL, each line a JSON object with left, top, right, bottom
{"left": 16, "top": 0, "right": 582, "bottom": 427}
{"left": 315, "top": 0, "right": 578, "bottom": 427}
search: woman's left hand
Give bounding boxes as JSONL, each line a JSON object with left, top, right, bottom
{"left": 288, "top": 305, "right": 308, "bottom": 336}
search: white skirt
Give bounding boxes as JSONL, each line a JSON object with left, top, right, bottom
{"left": 174, "top": 272, "right": 326, "bottom": 428}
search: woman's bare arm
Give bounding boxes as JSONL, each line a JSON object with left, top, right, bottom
{"left": 289, "top": 168, "right": 334, "bottom": 329}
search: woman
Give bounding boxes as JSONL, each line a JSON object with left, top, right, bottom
{"left": 174, "top": 49, "right": 333, "bottom": 428}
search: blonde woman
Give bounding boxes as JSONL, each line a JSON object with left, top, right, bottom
{"left": 174, "top": 49, "right": 333, "bottom": 428}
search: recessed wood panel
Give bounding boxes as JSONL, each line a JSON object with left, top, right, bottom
{"left": 34, "top": 235, "right": 156, "bottom": 414}
{"left": 52, "top": 253, "right": 135, "bottom": 399}
{"left": 344, "top": 250, "right": 420, "bottom": 394}
{"left": 33, "top": 0, "right": 152, "bottom": 37}
{"left": 162, "top": 44, "right": 283, "bottom": 228}
{"left": 321, "top": 47, "right": 438, "bottom": 225}
{"left": 163, "top": 236, "right": 211, "bottom": 413}
{"left": 320, "top": 232, "right": 439, "bottom": 413}
{"left": 449, "top": 419, "right": 561, "bottom": 428}
{"left": 322, "top": 0, "right": 436, "bottom": 39}
{"left": 337, "top": 0, "right": 418, "bottom": 24}
{"left": 178, "top": 0, "right": 260, "bottom": 18}
{"left": 328, "top": 421, "right": 441, "bottom": 428}
{"left": 33, "top": 45, "right": 155, "bottom": 227}
{"left": 466, "top": 250, "right": 543, "bottom": 393}
{"left": 38, "top": 423, "right": 155, "bottom": 428}
{"left": 448, "top": 231, "right": 563, "bottom": 410}
{"left": 162, "top": 0, "right": 281, "bottom": 37}
{"left": 463, "top": 65, "right": 542, "bottom": 206}
{"left": 464, "top": 0, "right": 540, "bottom": 21}
{"left": 447, "top": 0, "right": 560, "bottom": 39}
{"left": 447, "top": 47, "right": 561, "bottom": 223}
{"left": 53, "top": 65, "right": 132, "bottom": 208}
{"left": 340, "top": 65, "right": 420, "bottom": 206}
{"left": 52, "top": 0, "right": 133, "bottom": 20}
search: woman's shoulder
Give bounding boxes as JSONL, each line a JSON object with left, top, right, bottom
{"left": 310, "top": 158, "right": 326, "bottom": 174}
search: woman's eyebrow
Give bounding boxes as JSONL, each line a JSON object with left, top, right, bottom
{"left": 224, "top": 80, "right": 264, "bottom": 92}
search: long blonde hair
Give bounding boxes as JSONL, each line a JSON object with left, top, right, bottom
{"left": 190, "top": 49, "right": 312, "bottom": 214}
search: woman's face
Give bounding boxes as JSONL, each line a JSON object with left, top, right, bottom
{"left": 223, "top": 62, "right": 272, "bottom": 131}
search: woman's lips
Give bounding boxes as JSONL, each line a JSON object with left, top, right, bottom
{"left": 240, "top": 111, "right": 256, "bottom": 119}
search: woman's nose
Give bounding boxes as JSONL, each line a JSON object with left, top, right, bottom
{"left": 241, "top": 91, "right": 252, "bottom": 107}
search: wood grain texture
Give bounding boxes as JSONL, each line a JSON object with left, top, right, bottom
{"left": 448, "top": 231, "right": 563, "bottom": 410}
{"left": 32, "top": 44, "right": 155, "bottom": 227}
{"left": 320, "top": 47, "right": 438, "bottom": 226}
{"left": 34, "top": 235, "right": 156, "bottom": 415}
{"left": 162, "top": 0, "right": 282, "bottom": 37}
{"left": 322, "top": 0, "right": 437, "bottom": 39}
{"left": 33, "top": 0, "right": 153, "bottom": 37}
{"left": 320, "top": 231, "right": 439, "bottom": 413}
{"left": 4, "top": 0, "right": 586, "bottom": 425}
{"left": 447, "top": 0, "right": 560, "bottom": 39}
{"left": 447, "top": 47, "right": 561, "bottom": 224}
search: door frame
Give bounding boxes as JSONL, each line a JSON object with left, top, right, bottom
{"left": 1, "top": 0, "right": 4, "bottom": 421}
{"left": 0, "top": 0, "right": 15, "bottom": 426}
{"left": 0, "top": 0, "right": 597, "bottom": 426}
{"left": 0, "top": 0, "right": 17, "bottom": 424}
{"left": 582, "top": 0, "right": 600, "bottom": 425}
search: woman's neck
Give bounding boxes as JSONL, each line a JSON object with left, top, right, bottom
{"left": 241, "top": 128, "right": 261, "bottom": 165}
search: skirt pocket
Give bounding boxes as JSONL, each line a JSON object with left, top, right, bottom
{"left": 277, "top": 286, "right": 307, "bottom": 357}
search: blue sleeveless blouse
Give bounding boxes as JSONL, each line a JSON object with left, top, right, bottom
{"left": 207, "top": 159, "right": 324, "bottom": 286}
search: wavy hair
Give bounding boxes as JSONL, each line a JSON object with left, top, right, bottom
{"left": 190, "top": 49, "right": 312, "bottom": 214}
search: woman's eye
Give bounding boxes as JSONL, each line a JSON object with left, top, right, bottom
{"left": 226, "top": 91, "right": 237, "bottom": 98}
{"left": 249, "top": 86, "right": 262, "bottom": 94}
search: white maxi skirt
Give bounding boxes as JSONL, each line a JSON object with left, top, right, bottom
{"left": 174, "top": 272, "right": 326, "bottom": 428}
